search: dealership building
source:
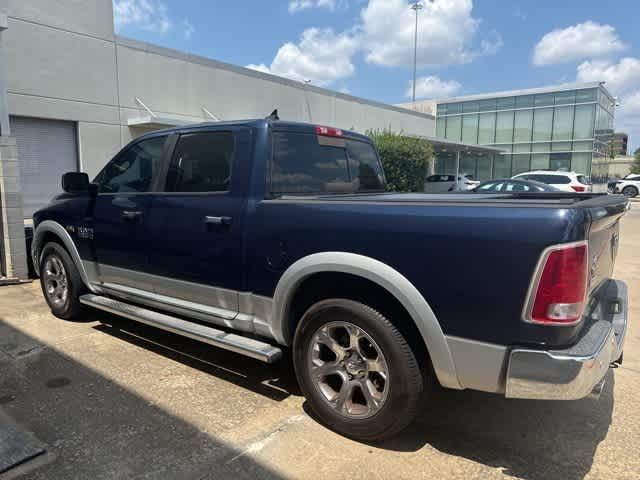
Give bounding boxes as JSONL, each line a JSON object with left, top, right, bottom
{"left": 0, "top": 0, "right": 618, "bottom": 281}
{"left": 402, "top": 82, "right": 617, "bottom": 183}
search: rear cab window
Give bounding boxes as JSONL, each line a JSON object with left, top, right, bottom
{"left": 270, "top": 131, "right": 385, "bottom": 195}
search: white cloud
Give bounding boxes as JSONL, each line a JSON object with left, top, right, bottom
{"left": 576, "top": 57, "right": 640, "bottom": 96}
{"left": 288, "top": 0, "right": 344, "bottom": 14}
{"left": 113, "top": 0, "right": 172, "bottom": 33}
{"left": 182, "top": 19, "right": 194, "bottom": 39}
{"left": 533, "top": 21, "right": 626, "bottom": 66}
{"left": 359, "top": 0, "right": 498, "bottom": 68}
{"left": 407, "top": 75, "right": 462, "bottom": 99}
{"left": 245, "top": 28, "right": 358, "bottom": 86}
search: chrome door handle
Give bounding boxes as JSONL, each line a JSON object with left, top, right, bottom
{"left": 121, "top": 210, "right": 142, "bottom": 220}
{"left": 204, "top": 216, "right": 232, "bottom": 226}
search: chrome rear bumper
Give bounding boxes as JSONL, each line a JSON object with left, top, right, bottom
{"left": 505, "top": 280, "right": 627, "bottom": 400}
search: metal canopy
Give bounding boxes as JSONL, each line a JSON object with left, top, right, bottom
{"left": 413, "top": 135, "right": 505, "bottom": 155}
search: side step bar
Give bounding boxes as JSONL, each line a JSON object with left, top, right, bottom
{"left": 80, "top": 294, "right": 282, "bottom": 363}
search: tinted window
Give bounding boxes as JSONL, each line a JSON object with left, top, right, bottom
{"left": 527, "top": 174, "right": 571, "bottom": 184}
{"left": 504, "top": 181, "right": 532, "bottom": 192}
{"left": 478, "top": 182, "right": 501, "bottom": 191}
{"left": 165, "top": 132, "right": 234, "bottom": 193}
{"left": 98, "top": 136, "right": 166, "bottom": 193}
{"left": 271, "top": 133, "right": 384, "bottom": 194}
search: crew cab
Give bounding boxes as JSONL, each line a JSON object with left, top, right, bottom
{"left": 31, "top": 119, "right": 629, "bottom": 440}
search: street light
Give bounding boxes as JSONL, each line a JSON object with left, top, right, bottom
{"left": 410, "top": 1, "right": 424, "bottom": 103}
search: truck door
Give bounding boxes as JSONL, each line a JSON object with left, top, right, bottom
{"left": 144, "top": 127, "right": 250, "bottom": 318}
{"left": 91, "top": 134, "right": 169, "bottom": 290}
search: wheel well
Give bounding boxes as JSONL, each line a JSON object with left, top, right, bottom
{"left": 35, "top": 232, "right": 65, "bottom": 266}
{"left": 286, "top": 272, "right": 429, "bottom": 365}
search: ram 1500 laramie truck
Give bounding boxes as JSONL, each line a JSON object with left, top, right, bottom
{"left": 32, "top": 119, "right": 629, "bottom": 440}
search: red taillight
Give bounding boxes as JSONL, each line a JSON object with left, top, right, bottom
{"left": 527, "top": 242, "right": 588, "bottom": 325}
{"left": 571, "top": 185, "right": 586, "bottom": 192}
{"left": 315, "top": 125, "right": 344, "bottom": 137}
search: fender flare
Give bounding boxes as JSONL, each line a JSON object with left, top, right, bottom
{"left": 270, "top": 252, "right": 462, "bottom": 390}
{"left": 32, "top": 220, "right": 98, "bottom": 293}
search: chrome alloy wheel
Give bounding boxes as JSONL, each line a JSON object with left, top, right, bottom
{"left": 43, "top": 255, "right": 68, "bottom": 308}
{"left": 308, "top": 321, "right": 389, "bottom": 419}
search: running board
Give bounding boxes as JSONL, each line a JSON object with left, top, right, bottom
{"left": 80, "top": 294, "right": 282, "bottom": 363}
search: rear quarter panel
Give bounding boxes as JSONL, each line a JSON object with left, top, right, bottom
{"left": 246, "top": 199, "right": 590, "bottom": 347}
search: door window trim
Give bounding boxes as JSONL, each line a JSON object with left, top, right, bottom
{"left": 93, "top": 133, "right": 172, "bottom": 196}
{"left": 159, "top": 130, "right": 237, "bottom": 196}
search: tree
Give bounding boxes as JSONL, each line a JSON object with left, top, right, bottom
{"left": 367, "top": 130, "right": 433, "bottom": 192}
{"left": 631, "top": 148, "right": 640, "bottom": 174}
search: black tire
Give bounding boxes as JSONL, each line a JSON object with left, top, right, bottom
{"left": 293, "top": 298, "right": 425, "bottom": 441}
{"left": 622, "top": 186, "right": 638, "bottom": 198}
{"left": 39, "top": 242, "right": 87, "bottom": 320}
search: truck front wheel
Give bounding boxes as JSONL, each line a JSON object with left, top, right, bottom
{"left": 39, "top": 242, "right": 86, "bottom": 320}
{"left": 293, "top": 298, "right": 425, "bottom": 441}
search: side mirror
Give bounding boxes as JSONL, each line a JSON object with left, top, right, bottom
{"left": 61, "top": 172, "right": 90, "bottom": 193}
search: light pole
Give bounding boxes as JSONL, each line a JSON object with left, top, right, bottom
{"left": 410, "top": 1, "right": 423, "bottom": 103}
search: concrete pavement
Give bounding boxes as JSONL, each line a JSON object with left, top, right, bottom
{"left": 0, "top": 203, "right": 639, "bottom": 479}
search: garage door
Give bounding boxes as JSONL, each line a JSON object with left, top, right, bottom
{"left": 9, "top": 116, "right": 78, "bottom": 218}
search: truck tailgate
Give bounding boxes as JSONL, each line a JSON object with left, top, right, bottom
{"left": 584, "top": 195, "right": 629, "bottom": 295}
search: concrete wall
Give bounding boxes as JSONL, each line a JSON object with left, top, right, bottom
{"left": 4, "top": 0, "right": 434, "bottom": 179}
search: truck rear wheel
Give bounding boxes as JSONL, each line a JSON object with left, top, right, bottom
{"left": 293, "top": 298, "right": 424, "bottom": 441}
{"left": 39, "top": 242, "right": 86, "bottom": 320}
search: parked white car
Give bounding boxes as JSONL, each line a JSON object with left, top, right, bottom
{"left": 610, "top": 174, "right": 640, "bottom": 198}
{"left": 512, "top": 171, "right": 592, "bottom": 193}
{"left": 424, "top": 173, "right": 480, "bottom": 193}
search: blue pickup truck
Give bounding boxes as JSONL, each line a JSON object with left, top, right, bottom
{"left": 31, "top": 119, "right": 629, "bottom": 440}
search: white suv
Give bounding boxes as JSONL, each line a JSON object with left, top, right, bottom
{"left": 512, "top": 171, "right": 592, "bottom": 193}
{"left": 610, "top": 174, "right": 640, "bottom": 198}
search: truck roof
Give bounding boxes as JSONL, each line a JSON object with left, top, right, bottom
{"left": 136, "top": 119, "right": 373, "bottom": 143}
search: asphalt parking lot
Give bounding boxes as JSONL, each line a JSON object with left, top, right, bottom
{"left": 1, "top": 201, "right": 639, "bottom": 480}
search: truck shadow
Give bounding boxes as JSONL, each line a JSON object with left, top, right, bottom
{"left": 380, "top": 373, "right": 615, "bottom": 480}
{"left": 93, "top": 313, "right": 300, "bottom": 401}
{"left": 0, "top": 316, "right": 288, "bottom": 479}
{"left": 91, "top": 312, "right": 614, "bottom": 480}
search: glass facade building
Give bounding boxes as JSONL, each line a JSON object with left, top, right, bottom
{"left": 434, "top": 83, "right": 615, "bottom": 182}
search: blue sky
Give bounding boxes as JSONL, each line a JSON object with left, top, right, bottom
{"left": 114, "top": 0, "right": 640, "bottom": 150}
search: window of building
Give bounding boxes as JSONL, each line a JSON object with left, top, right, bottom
{"left": 462, "top": 114, "right": 479, "bottom": 144}
{"left": 514, "top": 109, "right": 533, "bottom": 142}
{"left": 534, "top": 93, "right": 554, "bottom": 107}
{"left": 495, "top": 111, "right": 514, "bottom": 143}
{"left": 478, "top": 99, "right": 497, "bottom": 112}
{"left": 513, "top": 143, "right": 531, "bottom": 153}
{"left": 552, "top": 141, "right": 572, "bottom": 152}
{"left": 575, "top": 88, "right": 597, "bottom": 103}
{"left": 447, "top": 103, "right": 462, "bottom": 115}
{"left": 463, "top": 102, "right": 479, "bottom": 113}
{"left": 496, "top": 97, "right": 515, "bottom": 110}
{"left": 552, "top": 106, "right": 575, "bottom": 141}
{"left": 494, "top": 154, "right": 512, "bottom": 178}
{"left": 165, "top": 132, "right": 234, "bottom": 193}
{"left": 571, "top": 152, "right": 591, "bottom": 175}
{"left": 532, "top": 108, "right": 553, "bottom": 141}
{"left": 98, "top": 136, "right": 166, "bottom": 193}
{"left": 515, "top": 95, "right": 535, "bottom": 108}
{"left": 445, "top": 116, "right": 462, "bottom": 141}
{"left": 476, "top": 156, "right": 492, "bottom": 181}
{"left": 572, "top": 140, "right": 593, "bottom": 151}
{"left": 573, "top": 104, "right": 595, "bottom": 139}
{"left": 532, "top": 142, "right": 551, "bottom": 152}
{"left": 549, "top": 153, "right": 571, "bottom": 171}
{"left": 512, "top": 154, "right": 531, "bottom": 175}
{"left": 270, "top": 133, "right": 384, "bottom": 195}
{"left": 460, "top": 153, "right": 477, "bottom": 178}
{"left": 436, "top": 118, "right": 446, "bottom": 138}
{"left": 531, "top": 153, "right": 550, "bottom": 170}
{"left": 478, "top": 112, "right": 496, "bottom": 144}
{"left": 554, "top": 90, "right": 575, "bottom": 105}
